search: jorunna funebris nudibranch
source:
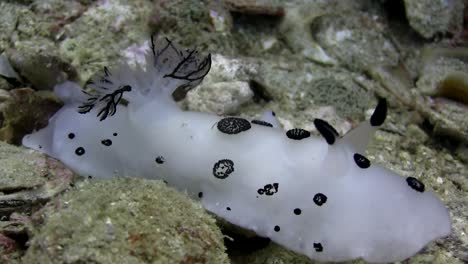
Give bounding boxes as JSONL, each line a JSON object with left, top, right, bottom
{"left": 22, "top": 37, "right": 451, "bottom": 263}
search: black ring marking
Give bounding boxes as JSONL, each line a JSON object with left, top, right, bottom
{"left": 313, "top": 193, "right": 327, "bottom": 206}
{"left": 198, "top": 192, "right": 203, "bottom": 198}
{"left": 274, "top": 225, "right": 280, "bottom": 232}
{"left": 217, "top": 117, "right": 251, "bottom": 134}
{"left": 406, "top": 177, "right": 425, "bottom": 192}
{"left": 313, "top": 119, "right": 339, "bottom": 145}
{"left": 251, "top": 119, "right": 273, "bottom": 127}
{"left": 75, "top": 147, "right": 85, "bottom": 156}
{"left": 353, "top": 153, "right": 370, "bottom": 169}
{"left": 68, "top": 133, "right": 75, "bottom": 139}
{"left": 286, "top": 128, "right": 310, "bottom": 140}
{"left": 294, "top": 208, "right": 302, "bottom": 215}
{"left": 213, "top": 159, "right": 235, "bottom": 179}
{"left": 155, "top": 156, "right": 165, "bottom": 164}
{"left": 101, "top": 139, "right": 112, "bottom": 146}
{"left": 370, "top": 98, "right": 387, "bottom": 126}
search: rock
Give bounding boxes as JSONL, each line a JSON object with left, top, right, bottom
{"left": 7, "top": 50, "right": 77, "bottom": 91}
{"left": 23, "top": 178, "right": 228, "bottom": 264}
{"left": 0, "top": 141, "right": 75, "bottom": 263}
{"left": 0, "top": 53, "right": 20, "bottom": 81}
{"left": 0, "top": 141, "right": 74, "bottom": 218}
{"left": 403, "top": 0, "right": 465, "bottom": 39}
{"left": 413, "top": 48, "right": 468, "bottom": 143}
{"left": 0, "top": 88, "right": 62, "bottom": 145}
{"left": 280, "top": 4, "right": 337, "bottom": 65}
{"left": 185, "top": 81, "right": 253, "bottom": 115}
{"left": 311, "top": 12, "right": 399, "bottom": 71}
{"left": 417, "top": 49, "right": 468, "bottom": 98}
{"left": 149, "top": 0, "right": 235, "bottom": 56}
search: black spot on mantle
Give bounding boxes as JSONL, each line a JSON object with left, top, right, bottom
{"left": 213, "top": 159, "right": 235, "bottom": 179}
{"left": 257, "top": 183, "right": 279, "bottom": 196}
{"left": 313, "top": 193, "right": 327, "bottom": 206}
{"left": 313, "top": 242, "right": 323, "bottom": 252}
{"left": 101, "top": 139, "right": 112, "bottom": 146}
{"left": 353, "top": 153, "right": 370, "bottom": 169}
{"left": 217, "top": 117, "right": 251, "bottom": 134}
{"left": 251, "top": 119, "right": 273, "bottom": 127}
{"left": 155, "top": 156, "right": 165, "bottom": 164}
{"left": 286, "top": 128, "right": 310, "bottom": 140}
{"left": 75, "top": 147, "right": 85, "bottom": 156}
{"left": 406, "top": 177, "right": 425, "bottom": 192}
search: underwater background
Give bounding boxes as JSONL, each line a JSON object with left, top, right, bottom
{"left": 0, "top": 0, "right": 466, "bottom": 263}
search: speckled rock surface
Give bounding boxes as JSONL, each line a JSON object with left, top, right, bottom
{"left": 23, "top": 178, "right": 229, "bottom": 264}
{"left": 0, "top": 88, "right": 62, "bottom": 145}
{"left": 0, "top": 0, "right": 466, "bottom": 263}
{"left": 0, "top": 141, "right": 75, "bottom": 263}
{"left": 403, "top": 0, "right": 464, "bottom": 38}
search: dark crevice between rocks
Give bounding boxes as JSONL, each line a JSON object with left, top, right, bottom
{"left": 222, "top": 228, "right": 271, "bottom": 259}
{"left": 249, "top": 79, "right": 273, "bottom": 103}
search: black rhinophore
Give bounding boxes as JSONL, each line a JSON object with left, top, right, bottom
{"left": 313, "top": 119, "right": 339, "bottom": 145}
{"left": 370, "top": 98, "right": 387, "bottom": 127}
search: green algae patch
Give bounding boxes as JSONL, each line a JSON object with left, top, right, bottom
{"left": 23, "top": 178, "right": 228, "bottom": 264}
{"left": 0, "top": 140, "right": 48, "bottom": 192}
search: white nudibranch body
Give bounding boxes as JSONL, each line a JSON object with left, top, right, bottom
{"left": 23, "top": 38, "right": 451, "bottom": 263}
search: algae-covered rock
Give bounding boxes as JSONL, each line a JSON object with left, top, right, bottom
{"left": 149, "top": 0, "right": 235, "bottom": 56}
{"left": 0, "top": 141, "right": 75, "bottom": 263}
{"left": 0, "top": 140, "right": 74, "bottom": 217}
{"left": 23, "top": 178, "right": 228, "bottom": 264}
{"left": 280, "top": 2, "right": 337, "bottom": 65}
{"left": 311, "top": 12, "right": 399, "bottom": 71}
{"left": 58, "top": 0, "right": 152, "bottom": 82}
{"left": 0, "top": 88, "right": 62, "bottom": 145}
{"left": 403, "top": 0, "right": 464, "bottom": 39}
{"left": 7, "top": 50, "right": 77, "bottom": 91}
{"left": 0, "top": 141, "right": 48, "bottom": 194}
{"left": 241, "top": 243, "right": 314, "bottom": 264}
{"left": 416, "top": 55, "right": 468, "bottom": 97}
{"left": 185, "top": 81, "right": 253, "bottom": 115}
{"left": 413, "top": 52, "right": 468, "bottom": 143}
